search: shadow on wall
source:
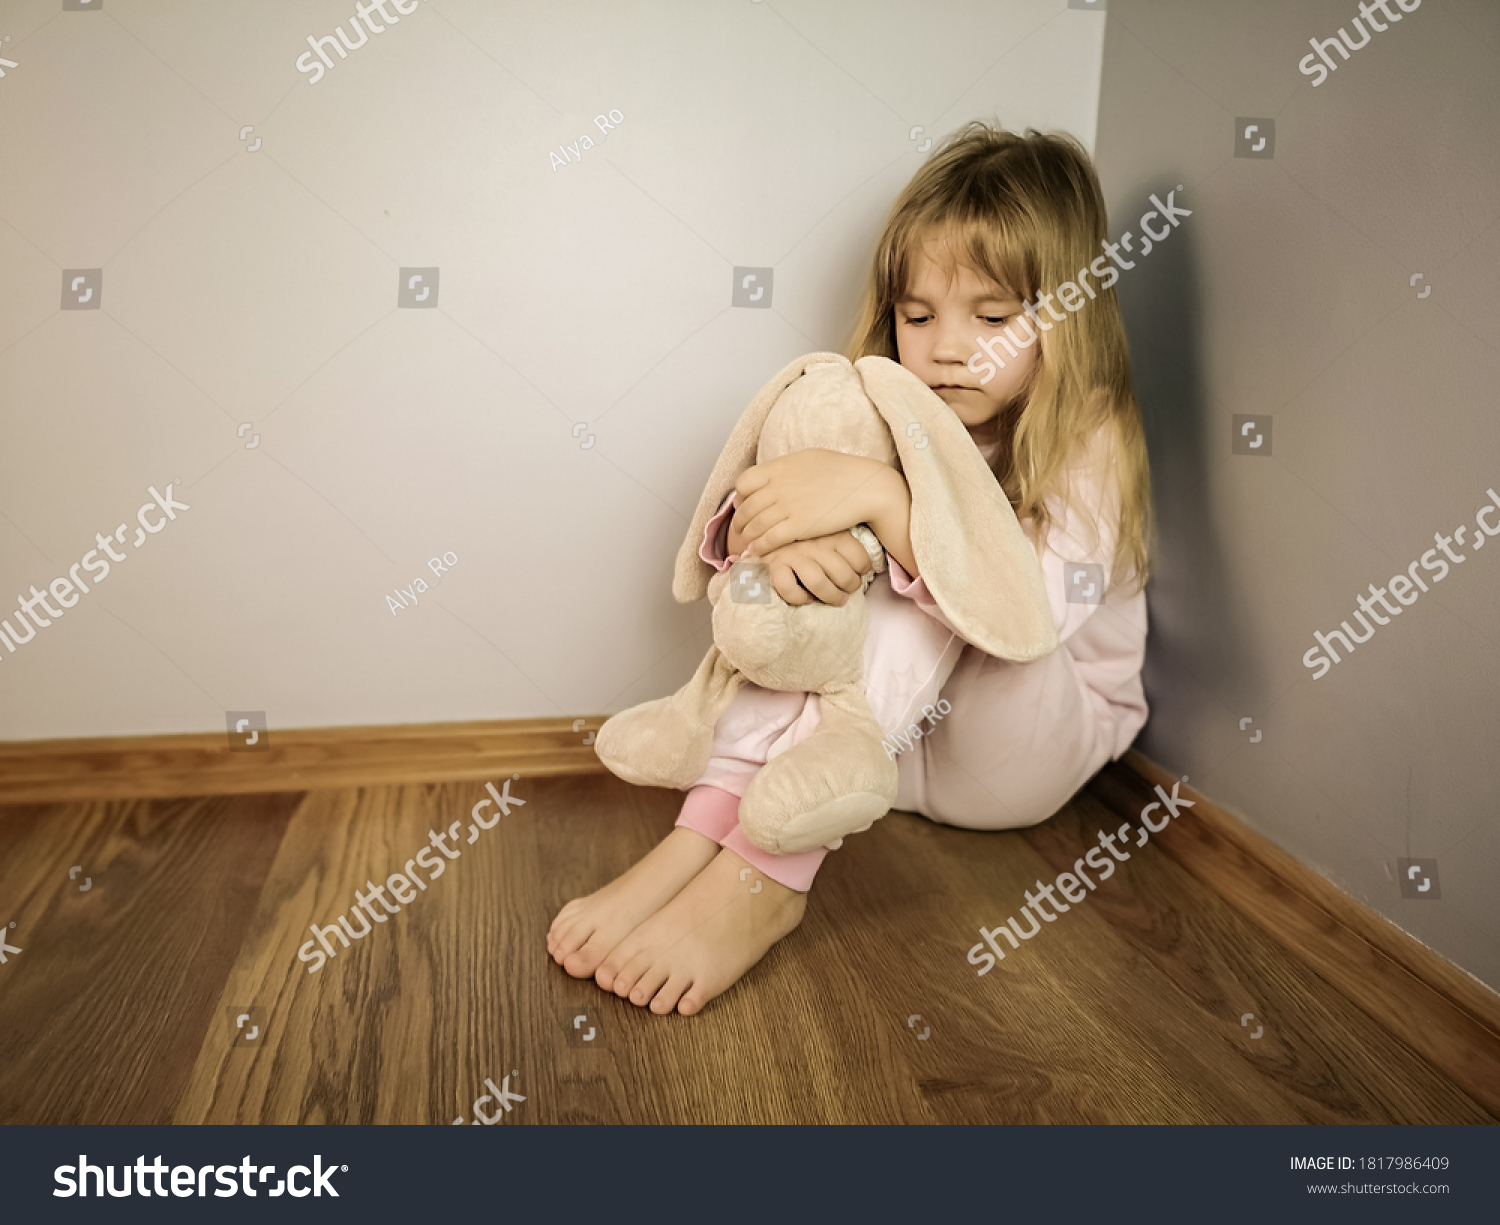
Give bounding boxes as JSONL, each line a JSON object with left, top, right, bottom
{"left": 1113, "top": 177, "right": 1266, "bottom": 759}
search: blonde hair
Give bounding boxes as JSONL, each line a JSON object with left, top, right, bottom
{"left": 846, "top": 121, "right": 1154, "bottom": 595}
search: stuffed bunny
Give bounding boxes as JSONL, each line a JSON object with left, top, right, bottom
{"left": 593, "top": 351, "right": 1058, "bottom": 854}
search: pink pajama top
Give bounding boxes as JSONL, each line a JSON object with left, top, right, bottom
{"left": 698, "top": 426, "right": 1149, "bottom": 769}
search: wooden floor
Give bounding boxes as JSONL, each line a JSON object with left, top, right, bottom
{"left": 1, "top": 759, "right": 1496, "bottom": 1124}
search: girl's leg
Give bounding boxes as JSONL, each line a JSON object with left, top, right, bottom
{"left": 674, "top": 785, "right": 829, "bottom": 892}
{"left": 895, "top": 645, "right": 1115, "bottom": 830}
{"left": 564, "top": 566, "right": 958, "bottom": 938}
{"left": 719, "top": 822, "right": 827, "bottom": 893}
{"left": 555, "top": 678, "right": 806, "bottom": 974}
{"left": 684, "top": 578, "right": 962, "bottom": 884}
{"left": 550, "top": 685, "right": 820, "bottom": 973}
{"left": 674, "top": 784, "right": 742, "bottom": 844}
{"left": 588, "top": 589, "right": 961, "bottom": 1014}
{"left": 859, "top": 574, "right": 966, "bottom": 743}
{"left": 735, "top": 580, "right": 962, "bottom": 861}
{"left": 681, "top": 683, "right": 832, "bottom": 890}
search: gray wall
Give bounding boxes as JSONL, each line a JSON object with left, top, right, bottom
{"left": 0, "top": 1, "right": 1103, "bottom": 737}
{"left": 1094, "top": 0, "right": 1500, "bottom": 992}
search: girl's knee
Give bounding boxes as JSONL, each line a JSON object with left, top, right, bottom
{"left": 920, "top": 757, "right": 1101, "bottom": 831}
{"left": 918, "top": 718, "right": 1112, "bottom": 832}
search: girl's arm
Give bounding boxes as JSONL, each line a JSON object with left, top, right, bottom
{"left": 710, "top": 495, "right": 872, "bottom": 605}
{"left": 733, "top": 450, "right": 919, "bottom": 575}
{"left": 866, "top": 466, "right": 919, "bottom": 578}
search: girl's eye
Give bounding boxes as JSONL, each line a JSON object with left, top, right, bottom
{"left": 903, "top": 314, "right": 931, "bottom": 325}
{"left": 983, "top": 316, "right": 1011, "bottom": 325}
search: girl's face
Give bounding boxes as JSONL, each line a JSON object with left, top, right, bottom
{"left": 893, "top": 241, "right": 1039, "bottom": 438}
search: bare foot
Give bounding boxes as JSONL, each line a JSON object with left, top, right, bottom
{"left": 595, "top": 847, "right": 807, "bottom": 1016}
{"left": 548, "top": 827, "right": 720, "bottom": 978}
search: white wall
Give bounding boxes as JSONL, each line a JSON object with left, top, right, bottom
{"left": 0, "top": 0, "right": 1106, "bottom": 739}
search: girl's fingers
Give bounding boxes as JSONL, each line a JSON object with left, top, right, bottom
{"left": 792, "top": 559, "right": 847, "bottom": 607}
{"left": 744, "top": 527, "right": 777, "bottom": 556}
{"left": 825, "top": 542, "right": 869, "bottom": 590}
{"left": 733, "top": 488, "right": 767, "bottom": 523}
{"left": 801, "top": 536, "right": 864, "bottom": 591}
{"left": 769, "top": 562, "right": 810, "bottom": 605}
{"left": 735, "top": 465, "right": 768, "bottom": 496}
{"left": 810, "top": 547, "right": 860, "bottom": 594}
{"left": 758, "top": 538, "right": 866, "bottom": 605}
{"left": 731, "top": 493, "right": 777, "bottom": 544}
{"left": 737, "top": 508, "right": 787, "bottom": 554}
{"left": 835, "top": 534, "right": 875, "bottom": 576}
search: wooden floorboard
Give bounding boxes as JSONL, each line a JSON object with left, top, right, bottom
{"left": 0, "top": 760, "right": 1495, "bottom": 1124}
{"left": 0, "top": 791, "right": 301, "bottom": 1124}
{"left": 1058, "top": 785, "right": 1491, "bottom": 1122}
{"left": 1092, "top": 758, "right": 1500, "bottom": 1117}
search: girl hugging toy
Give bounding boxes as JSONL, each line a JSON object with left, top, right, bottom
{"left": 548, "top": 121, "right": 1154, "bottom": 1019}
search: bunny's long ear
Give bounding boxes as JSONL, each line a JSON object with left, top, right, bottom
{"left": 856, "top": 355, "right": 1058, "bottom": 662}
{"left": 671, "top": 352, "right": 853, "bottom": 603}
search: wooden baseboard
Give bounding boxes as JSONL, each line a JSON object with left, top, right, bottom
{"left": 1103, "top": 749, "right": 1500, "bottom": 1113}
{"left": 0, "top": 718, "right": 609, "bottom": 804}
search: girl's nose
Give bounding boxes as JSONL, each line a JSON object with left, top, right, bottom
{"left": 931, "top": 317, "right": 969, "bottom": 361}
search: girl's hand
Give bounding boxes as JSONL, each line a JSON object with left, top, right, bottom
{"left": 751, "top": 531, "right": 874, "bottom": 607}
{"left": 733, "top": 449, "right": 890, "bottom": 557}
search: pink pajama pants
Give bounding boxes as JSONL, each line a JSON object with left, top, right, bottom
{"left": 674, "top": 573, "right": 1120, "bottom": 892}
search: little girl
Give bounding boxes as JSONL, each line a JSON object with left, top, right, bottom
{"left": 548, "top": 121, "right": 1153, "bottom": 1016}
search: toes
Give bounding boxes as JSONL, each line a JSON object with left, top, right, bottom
{"left": 548, "top": 899, "right": 582, "bottom": 941}
{"left": 650, "top": 971, "right": 693, "bottom": 1015}
{"left": 561, "top": 932, "right": 613, "bottom": 979}
{"left": 608, "top": 946, "right": 651, "bottom": 999}
{"left": 677, "top": 989, "right": 708, "bottom": 1016}
{"left": 551, "top": 909, "right": 598, "bottom": 964}
{"left": 594, "top": 952, "right": 624, "bottom": 993}
{"left": 627, "top": 961, "right": 671, "bottom": 1007}
{"left": 552, "top": 923, "right": 587, "bottom": 965}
